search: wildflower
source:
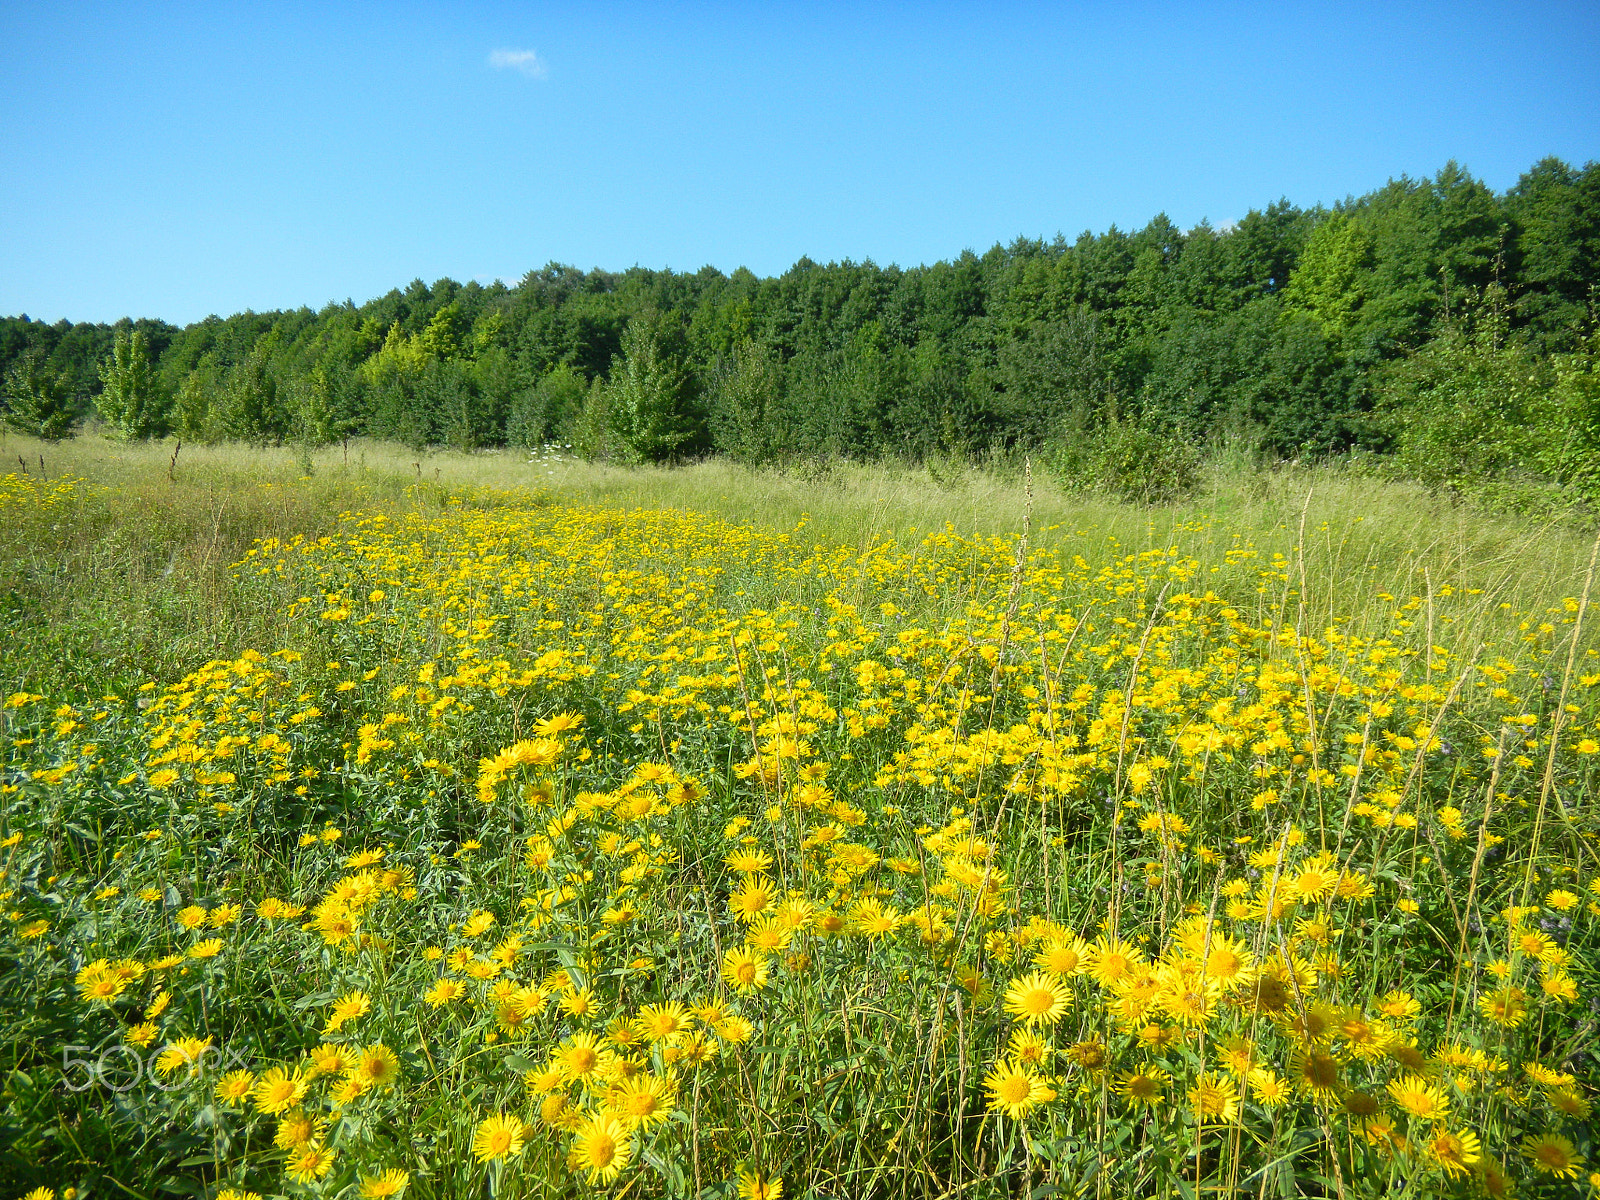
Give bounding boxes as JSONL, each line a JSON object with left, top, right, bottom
{"left": 736, "top": 1168, "right": 783, "bottom": 1200}
{"left": 725, "top": 847, "right": 773, "bottom": 873}
{"left": 555, "top": 1031, "right": 608, "bottom": 1082}
{"left": 424, "top": 979, "right": 465, "bottom": 1006}
{"left": 359, "top": 1170, "right": 410, "bottom": 1198}
{"left": 1215, "top": 1036, "right": 1257, "bottom": 1076}
{"left": 1033, "top": 934, "right": 1091, "bottom": 977}
{"left": 1289, "top": 854, "right": 1341, "bottom": 903}
{"left": 1521, "top": 1133, "right": 1583, "bottom": 1178}
{"left": 1426, "top": 1128, "right": 1481, "bottom": 1179}
{"left": 1003, "top": 972, "right": 1072, "bottom": 1027}
{"left": 350, "top": 1043, "right": 401, "bottom": 1090}
{"left": 214, "top": 1069, "right": 254, "bottom": 1106}
{"left": 286, "top": 1142, "right": 334, "bottom": 1183}
{"left": 1479, "top": 985, "right": 1529, "bottom": 1028}
{"left": 1156, "top": 974, "right": 1221, "bottom": 1028}
{"left": 728, "top": 877, "right": 776, "bottom": 921}
{"left": 472, "top": 1113, "right": 529, "bottom": 1163}
{"left": 984, "top": 1060, "right": 1048, "bottom": 1119}
{"left": 610, "top": 1072, "right": 674, "bottom": 1130}
{"left": 722, "top": 948, "right": 771, "bottom": 993}
{"left": 1086, "top": 937, "right": 1141, "bottom": 987}
{"left": 1387, "top": 1074, "right": 1449, "bottom": 1121}
{"left": 1548, "top": 1089, "right": 1591, "bottom": 1118}
{"left": 1289, "top": 1047, "right": 1341, "bottom": 1098}
{"left": 252, "top": 1066, "right": 308, "bottom": 1114}
{"left": 559, "top": 988, "right": 595, "bottom": 1018}
{"left": 746, "top": 916, "right": 793, "bottom": 953}
{"left": 1115, "top": 1066, "right": 1168, "bottom": 1109}
{"left": 308, "top": 1043, "right": 354, "bottom": 1076}
{"left": 1186, "top": 1072, "right": 1240, "bottom": 1124}
{"left": 1066, "top": 1039, "right": 1108, "bottom": 1071}
{"left": 76, "top": 969, "right": 128, "bottom": 1005}
{"left": 325, "top": 990, "right": 371, "bottom": 1032}
{"left": 635, "top": 1002, "right": 691, "bottom": 1044}
{"left": 570, "top": 1113, "right": 632, "bottom": 1183}
{"left": 274, "top": 1108, "right": 324, "bottom": 1150}
{"left": 154, "top": 1036, "right": 213, "bottom": 1076}
{"left": 1541, "top": 972, "right": 1579, "bottom": 1003}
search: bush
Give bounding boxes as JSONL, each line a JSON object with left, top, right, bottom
{"left": 1047, "top": 411, "right": 1201, "bottom": 503}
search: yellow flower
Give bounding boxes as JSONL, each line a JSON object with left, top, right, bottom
{"left": 359, "top": 1169, "right": 410, "bottom": 1198}
{"left": 721, "top": 948, "right": 771, "bottom": 993}
{"left": 424, "top": 978, "right": 465, "bottom": 1006}
{"left": 1186, "top": 1072, "right": 1240, "bottom": 1124}
{"left": 1478, "top": 985, "right": 1528, "bottom": 1028}
{"left": 472, "top": 1112, "right": 530, "bottom": 1162}
{"left": 1387, "top": 1074, "right": 1448, "bottom": 1121}
{"left": 555, "top": 1031, "right": 609, "bottom": 1082}
{"left": 154, "top": 1036, "right": 213, "bottom": 1075}
{"left": 308, "top": 1043, "right": 354, "bottom": 1076}
{"left": 569, "top": 1114, "right": 631, "bottom": 1183}
{"left": 984, "top": 1060, "right": 1048, "bottom": 1119}
{"left": 188, "top": 938, "right": 223, "bottom": 959}
{"left": 1248, "top": 1069, "right": 1292, "bottom": 1107}
{"left": 214, "top": 1069, "right": 254, "bottom": 1106}
{"left": 1425, "top": 1128, "right": 1481, "bottom": 1178}
{"left": 1003, "top": 972, "right": 1072, "bottom": 1027}
{"left": 736, "top": 1167, "right": 784, "bottom": 1200}
{"left": 273, "top": 1108, "right": 324, "bottom": 1151}
{"left": 350, "top": 1043, "right": 401, "bottom": 1090}
{"left": 729, "top": 877, "right": 777, "bottom": 922}
{"left": 1114, "top": 1066, "right": 1169, "bottom": 1109}
{"left": 325, "top": 989, "right": 371, "bottom": 1032}
{"left": 1522, "top": 1132, "right": 1583, "bottom": 1178}
{"left": 286, "top": 1141, "right": 334, "bottom": 1184}
{"left": 725, "top": 847, "right": 773, "bottom": 874}
{"left": 1288, "top": 1047, "right": 1341, "bottom": 1098}
{"left": 609, "top": 1072, "right": 675, "bottom": 1130}
{"left": 635, "top": 1002, "right": 691, "bottom": 1044}
{"left": 76, "top": 970, "right": 128, "bottom": 1005}
{"left": 252, "top": 1066, "right": 308, "bottom": 1114}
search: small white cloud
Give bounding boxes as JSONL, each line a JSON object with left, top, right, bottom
{"left": 489, "top": 48, "right": 547, "bottom": 79}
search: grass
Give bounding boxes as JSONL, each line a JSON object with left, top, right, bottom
{"left": 1, "top": 432, "right": 1597, "bottom": 1199}
{"left": 5, "top": 431, "right": 1596, "bottom": 699}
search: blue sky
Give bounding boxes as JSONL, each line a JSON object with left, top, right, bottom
{"left": 3, "top": 1, "right": 1597, "bottom": 326}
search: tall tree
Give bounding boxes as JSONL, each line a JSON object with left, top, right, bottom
{"left": 97, "top": 328, "right": 166, "bottom": 438}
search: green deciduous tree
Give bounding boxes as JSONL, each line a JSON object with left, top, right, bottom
{"left": 97, "top": 328, "right": 166, "bottom": 438}
{"left": 1284, "top": 213, "right": 1374, "bottom": 349}
{"left": 3, "top": 348, "right": 77, "bottom": 440}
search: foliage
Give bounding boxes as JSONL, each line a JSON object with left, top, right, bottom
{"left": 602, "top": 314, "right": 703, "bottom": 464}
{"left": 3, "top": 348, "right": 77, "bottom": 441}
{"left": 508, "top": 364, "right": 588, "bottom": 450}
{"left": 1047, "top": 409, "right": 1202, "bottom": 504}
{"left": 96, "top": 328, "right": 166, "bottom": 439}
{"left": 1378, "top": 291, "right": 1600, "bottom": 514}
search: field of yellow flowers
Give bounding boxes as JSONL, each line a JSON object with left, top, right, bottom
{"left": 1, "top": 457, "right": 1598, "bottom": 1200}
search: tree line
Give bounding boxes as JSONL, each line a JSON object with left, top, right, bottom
{"left": 4, "top": 156, "right": 1598, "bottom": 508}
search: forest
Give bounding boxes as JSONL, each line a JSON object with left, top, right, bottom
{"left": 4, "top": 156, "right": 1599, "bottom": 509}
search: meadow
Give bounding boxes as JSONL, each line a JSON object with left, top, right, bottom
{"left": 1, "top": 433, "right": 1597, "bottom": 1200}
